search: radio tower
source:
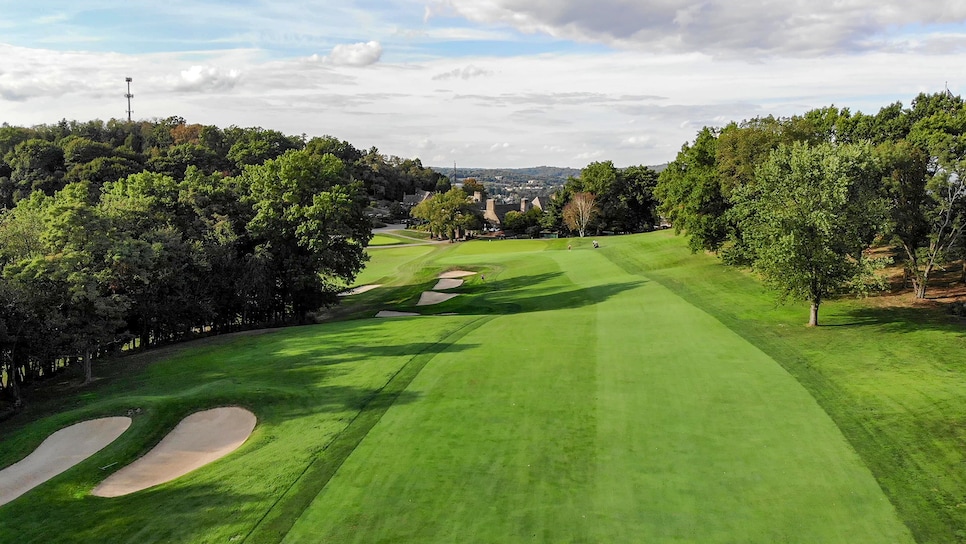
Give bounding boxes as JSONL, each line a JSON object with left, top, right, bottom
{"left": 124, "top": 77, "right": 134, "bottom": 122}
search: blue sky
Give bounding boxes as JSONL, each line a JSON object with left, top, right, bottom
{"left": 2, "top": 1, "right": 966, "bottom": 167}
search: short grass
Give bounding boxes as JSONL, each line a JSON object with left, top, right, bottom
{"left": 281, "top": 238, "right": 911, "bottom": 543}
{"left": 2, "top": 231, "right": 963, "bottom": 542}
{"left": 352, "top": 245, "right": 436, "bottom": 286}
{"left": 0, "top": 317, "right": 484, "bottom": 543}
{"left": 367, "top": 234, "right": 406, "bottom": 246}
{"left": 603, "top": 231, "right": 966, "bottom": 543}
{"left": 392, "top": 228, "right": 433, "bottom": 240}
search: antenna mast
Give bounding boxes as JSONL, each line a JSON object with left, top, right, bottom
{"left": 125, "top": 77, "right": 134, "bottom": 122}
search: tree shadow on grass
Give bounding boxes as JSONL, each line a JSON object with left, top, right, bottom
{"left": 828, "top": 304, "right": 965, "bottom": 335}
{"left": 1, "top": 481, "right": 268, "bottom": 543}
{"left": 444, "top": 278, "right": 647, "bottom": 316}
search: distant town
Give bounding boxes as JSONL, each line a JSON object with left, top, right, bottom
{"left": 431, "top": 165, "right": 668, "bottom": 205}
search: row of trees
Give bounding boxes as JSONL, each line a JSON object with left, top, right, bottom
{"left": 541, "top": 162, "right": 661, "bottom": 236}
{"left": 0, "top": 117, "right": 448, "bottom": 208}
{"left": 656, "top": 92, "right": 966, "bottom": 324}
{"left": 408, "top": 163, "right": 661, "bottom": 240}
{"left": 1, "top": 127, "right": 376, "bottom": 409}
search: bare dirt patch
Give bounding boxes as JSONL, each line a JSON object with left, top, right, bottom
{"left": 92, "top": 407, "right": 256, "bottom": 498}
{"left": 0, "top": 417, "right": 132, "bottom": 506}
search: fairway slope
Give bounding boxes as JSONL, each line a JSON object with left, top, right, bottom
{"left": 281, "top": 238, "right": 913, "bottom": 543}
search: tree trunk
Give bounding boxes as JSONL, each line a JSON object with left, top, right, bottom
{"left": 808, "top": 302, "right": 820, "bottom": 327}
{"left": 915, "top": 264, "right": 932, "bottom": 299}
{"left": 4, "top": 359, "right": 23, "bottom": 411}
{"left": 10, "top": 367, "right": 22, "bottom": 411}
{"left": 83, "top": 350, "right": 93, "bottom": 384}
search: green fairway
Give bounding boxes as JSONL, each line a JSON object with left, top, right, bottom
{"left": 352, "top": 245, "right": 436, "bottom": 286}
{"left": 367, "top": 234, "right": 406, "bottom": 246}
{"left": 8, "top": 231, "right": 966, "bottom": 542}
{"left": 281, "top": 240, "right": 911, "bottom": 543}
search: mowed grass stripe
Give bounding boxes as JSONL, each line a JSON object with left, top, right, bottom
{"left": 603, "top": 230, "right": 966, "bottom": 542}
{"left": 283, "top": 290, "right": 600, "bottom": 540}
{"left": 245, "top": 315, "right": 493, "bottom": 543}
{"left": 566, "top": 248, "right": 913, "bottom": 542}
{"left": 281, "top": 241, "right": 912, "bottom": 542}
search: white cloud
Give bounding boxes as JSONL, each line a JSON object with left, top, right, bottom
{"left": 321, "top": 41, "right": 383, "bottom": 67}
{"left": 435, "top": 0, "right": 966, "bottom": 56}
{"left": 620, "top": 136, "right": 653, "bottom": 148}
{"left": 174, "top": 65, "right": 242, "bottom": 92}
{"left": 0, "top": 42, "right": 964, "bottom": 168}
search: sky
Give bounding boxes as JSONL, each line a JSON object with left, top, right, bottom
{"left": 1, "top": 1, "right": 965, "bottom": 168}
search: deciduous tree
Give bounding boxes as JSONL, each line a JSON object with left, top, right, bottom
{"left": 733, "top": 142, "right": 887, "bottom": 326}
{"left": 563, "top": 192, "right": 597, "bottom": 238}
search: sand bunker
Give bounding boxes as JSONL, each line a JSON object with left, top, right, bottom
{"left": 0, "top": 417, "right": 131, "bottom": 507}
{"left": 92, "top": 407, "right": 256, "bottom": 498}
{"left": 417, "top": 291, "right": 460, "bottom": 306}
{"left": 375, "top": 310, "right": 420, "bottom": 318}
{"left": 338, "top": 284, "right": 382, "bottom": 297}
{"left": 432, "top": 278, "right": 464, "bottom": 290}
{"left": 438, "top": 270, "right": 476, "bottom": 279}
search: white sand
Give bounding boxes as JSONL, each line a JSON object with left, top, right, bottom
{"left": 432, "top": 279, "right": 464, "bottom": 290}
{"left": 375, "top": 311, "right": 420, "bottom": 318}
{"left": 0, "top": 417, "right": 132, "bottom": 507}
{"left": 417, "top": 291, "right": 460, "bottom": 306}
{"left": 338, "top": 284, "right": 382, "bottom": 297}
{"left": 438, "top": 270, "right": 476, "bottom": 279}
{"left": 92, "top": 407, "right": 256, "bottom": 498}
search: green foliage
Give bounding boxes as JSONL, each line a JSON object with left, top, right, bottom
{"left": 460, "top": 177, "right": 486, "bottom": 200}
{"left": 732, "top": 142, "right": 887, "bottom": 325}
{"left": 655, "top": 127, "right": 729, "bottom": 252}
{"left": 243, "top": 150, "right": 371, "bottom": 320}
{"left": 502, "top": 207, "right": 543, "bottom": 236}
{"left": 226, "top": 127, "right": 302, "bottom": 171}
{"left": 410, "top": 188, "right": 480, "bottom": 240}
{"left": 5, "top": 138, "right": 65, "bottom": 196}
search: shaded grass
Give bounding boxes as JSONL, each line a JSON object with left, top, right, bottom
{"left": 0, "top": 318, "right": 480, "bottom": 543}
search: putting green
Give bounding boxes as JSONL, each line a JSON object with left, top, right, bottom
{"left": 282, "top": 241, "right": 911, "bottom": 543}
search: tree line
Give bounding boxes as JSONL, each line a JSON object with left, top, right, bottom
{"left": 654, "top": 91, "right": 966, "bottom": 324}
{"left": 0, "top": 117, "right": 447, "bottom": 411}
{"left": 408, "top": 162, "right": 662, "bottom": 241}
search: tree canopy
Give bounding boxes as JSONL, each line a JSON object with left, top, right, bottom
{"left": 657, "top": 91, "right": 966, "bottom": 319}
